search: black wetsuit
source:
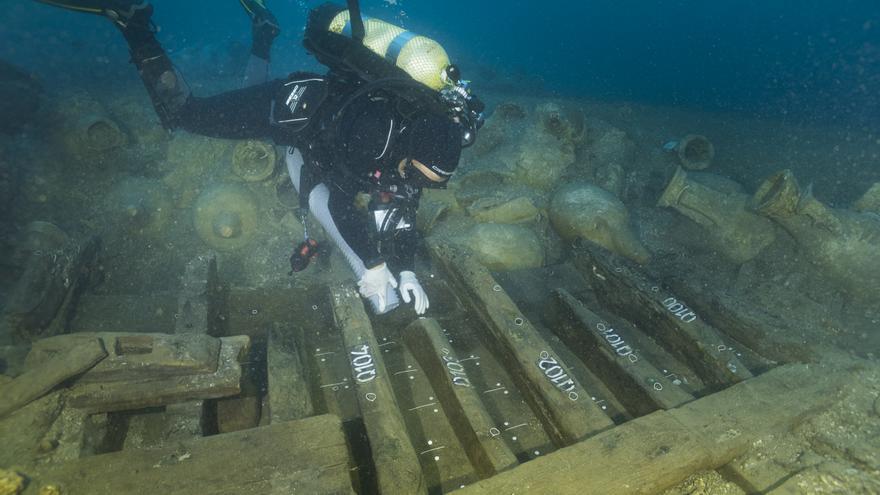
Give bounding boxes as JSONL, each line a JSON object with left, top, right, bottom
{"left": 171, "top": 73, "right": 419, "bottom": 273}
{"left": 41, "top": 0, "right": 425, "bottom": 275}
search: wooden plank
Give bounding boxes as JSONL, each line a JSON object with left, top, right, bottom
{"left": 763, "top": 465, "right": 855, "bottom": 495}
{"left": 123, "top": 402, "right": 206, "bottom": 450}
{"left": 1, "top": 236, "right": 99, "bottom": 344}
{"left": 267, "top": 326, "right": 315, "bottom": 422}
{"left": 718, "top": 455, "right": 795, "bottom": 493}
{"left": 0, "top": 344, "right": 29, "bottom": 377}
{"left": 69, "top": 294, "right": 178, "bottom": 334}
{"left": 169, "top": 254, "right": 219, "bottom": 438}
{"left": 67, "top": 336, "right": 248, "bottom": 414}
{"left": 381, "top": 328, "right": 477, "bottom": 491}
{"left": 428, "top": 242, "right": 614, "bottom": 446}
{"left": 552, "top": 289, "right": 695, "bottom": 414}
{"left": 330, "top": 285, "right": 425, "bottom": 495}
{"left": 124, "top": 255, "right": 220, "bottom": 448}
{"left": 0, "top": 391, "right": 65, "bottom": 466}
{"left": 38, "top": 237, "right": 102, "bottom": 343}
{"left": 25, "top": 332, "right": 221, "bottom": 383}
{"left": 41, "top": 408, "right": 112, "bottom": 463}
{"left": 665, "top": 276, "right": 812, "bottom": 364}
{"left": 403, "top": 318, "right": 519, "bottom": 478}
{"left": 0, "top": 338, "right": 107, "bottom": 417}
{"left": 572, "top": 243, "right": 752, "bottom": 389}
{"left": 22, "top": 414, "right": 353, "bottom": 495}
{"left": 455, "top": 364, "right": 844, "bottom": 495}
{"left": 176, "top": 254, "right": 219, "bottom": 335}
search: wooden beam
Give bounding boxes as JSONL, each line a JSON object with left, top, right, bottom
{"left": 41, "top": 408, "right": 111, "bottom": 463}
{"left": 0, "top": 338, "right": 107, "bottom": 417}
{"left": 25, "top": 332, "right": 221, "bottom": 383}
{"left": 429, "top": 242, "right": 614, "bottom": 446}
{"left": 67, "top": 336, "right": 248, "bottom": 414}
{"left": 21, "top": 414, "right": 353, "bottom": 495}
{"left": 267, "top": 326, "right": 315, "bottom": 422}
{"left": 170, "top": 254, "right": 219, "bottom": 438}
{"left": 665, "top": 276, "right": 811, "bottom": 364}
{"left": 69, "top": 294, "right": 178, "bottom": 334}
{"left": 0, "top": 391, "right": 64, "bottom": 466}
{"left": 455, "top": 364, "right": 845, "bottom": 495}
{"left": 124, "top": 254, "right": 221, "bottom": 448}
{"left": 176, "top": 254, "right": 219, "bottom": 335}
{"left": 403, "top": 318, "right": 519, "bottom": 478}
{"left": 551, "top": 289, "right": 695, "bottom": 414}
{"left": 1, "top": 236, "right": 99, "bottom": 344}
{"left": 572, "top": 244, "right": 752, "bottom": 389}
{"left": 330, "top": 285, "right": 425, "bottom": 494}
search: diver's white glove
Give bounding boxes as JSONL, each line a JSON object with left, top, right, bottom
{"left": 357, "top": 263, "right": 398, "bottom": 313}
{"left": 399, "top": 271, "right": 429, "bottom": 315}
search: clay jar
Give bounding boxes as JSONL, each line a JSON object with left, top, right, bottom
{"left": 658, "top": 167, "right": 776, "bottom": 263}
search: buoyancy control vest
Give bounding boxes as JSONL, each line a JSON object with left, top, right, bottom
{"left": 270, "top": 70, "right": 410, "bottom": 214}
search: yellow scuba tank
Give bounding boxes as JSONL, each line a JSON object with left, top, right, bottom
{"left": 326, "top": 10, "right": 451, "bottom": 91}
{"left": 303, "top": 2, "right": 485, "bottom": 147}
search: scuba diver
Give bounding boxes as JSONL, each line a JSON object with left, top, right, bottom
{"left": 32, "top": 0, "right": 485, "bottom": 315}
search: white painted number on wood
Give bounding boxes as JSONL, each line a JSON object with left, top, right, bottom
{"left": 350, "top": 344, "right": 377, "bottom": 383}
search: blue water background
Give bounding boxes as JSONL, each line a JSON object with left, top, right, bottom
{"left": 1, "top": 0, "right": 877, "bottom": 123}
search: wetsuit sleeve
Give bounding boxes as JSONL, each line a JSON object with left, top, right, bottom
{"left": 327, "top": 188, "right": 384, "bottom": 268}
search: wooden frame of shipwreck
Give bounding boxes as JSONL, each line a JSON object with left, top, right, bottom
{"left": 0, "top": 242, "right": 852, "bottom": 495}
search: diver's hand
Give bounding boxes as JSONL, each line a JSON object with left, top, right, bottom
{"left": 399, "top": 271, "right": 429, "bottom": 315}
{"left": 357, "top": 263, "right": 398, "bottom": 313}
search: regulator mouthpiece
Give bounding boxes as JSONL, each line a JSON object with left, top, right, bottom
{"left": 439, "top": 71, "right": 485, "bottom": 148}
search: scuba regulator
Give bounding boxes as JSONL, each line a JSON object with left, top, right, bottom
{"left": 305, "top": 1, "right": 486, "bottom": 148}
{"left": 367, "top": 170, "right": 419, "bottom": 245}
{"left": 439, "top": 64, "right": 485, "bottom": 148}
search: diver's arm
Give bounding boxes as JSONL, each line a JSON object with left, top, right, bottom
{"left": 327, "top": 188, "right": 385, "bottom": 269}
{"left": 286, "top": 149, "right": 400, "bottom": 313}
{"left": 286, "top": 149, "right": 368, "bottom": 276}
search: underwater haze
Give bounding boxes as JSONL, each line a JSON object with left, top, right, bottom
{"left": 2, "top": 0, "right": 879, "bottom": 122}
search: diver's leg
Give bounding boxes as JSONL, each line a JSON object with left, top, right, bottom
{"left": 32, "top": 0, "right": 190, "bottom": 129}
{"left": 32, "top": 0, "right": 151, "bottom": 27}
{"left": 119, "top": 12, "right": 191, "bottom": 129}
{"left": 239, "top": 0, "right": 280, "bottom": 87}
{"left": 177, "top": 80, "right": 286, "bottom": 140}
{"left": 32, "top": 0, "right": 289, "bottom": 140}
